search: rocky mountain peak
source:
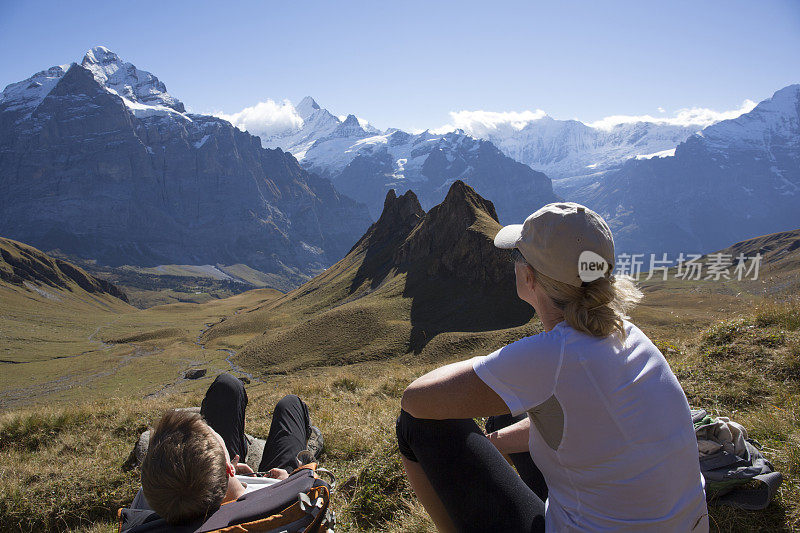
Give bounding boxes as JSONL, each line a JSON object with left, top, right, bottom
{"left": 0, "top": 63, "right": 71, "bottom": 114}
{"left": 341, "top": 114, "right": 360, "bottom": 127}
{"left": 296, "top": 96, "right": 321, "bottom": 119}
{"left": 82, "top": 45, "right": 121, "bottom": 66}
{"left": 438, "top": 179, "right": 500, "bottom": 223}
{"left": 80, "top": 45, "right": 185, "bottom": 113}
{"left": 377, "top": 189, "right": 424, "bottom": 229}
{"left": 395, "top": 181, "right": 508, "bottom": 284}
{"left": 348, "top": 189, "right": 424, "bottom": 257}
{"left": 328, "top": 113, "right": 366, "bottom": 139}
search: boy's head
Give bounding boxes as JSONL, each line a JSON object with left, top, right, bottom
{"left": 140, "top": 409, "right": 232, "bottom": 525}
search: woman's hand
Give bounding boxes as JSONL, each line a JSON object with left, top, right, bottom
{"left": 401, "top": 359, "right": 510, "bottom": 419}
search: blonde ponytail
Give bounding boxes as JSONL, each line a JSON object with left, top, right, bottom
{"left": 531, "top": 267, "right": 642, "bottom": 339}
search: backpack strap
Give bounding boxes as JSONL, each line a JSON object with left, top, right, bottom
{"left": 291, "top": 463, "right": 337, "bottom": 491}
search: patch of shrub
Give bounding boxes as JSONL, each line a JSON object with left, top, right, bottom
{"left": 757, "top": 332, "right": 787, "bottom": 348}
{"left": 375, "top": 378, "right": 408, "bottom": 398}
{"left": 701, "top": 321, "right": 744, "bottom": 347}
{"left": 332, "top": 377, "right": 362, "bottom": 393}
{"left": 0, "top": 410, "right": 92, "bottom": 451}
{"left": 701, "top": 345, "right": 736, "bottom": 359}
{"left": 755, "top": 302, "right": 800, "bottom": 331}
{"left": 655, "top": 341, "right": 682, "bottom": 356}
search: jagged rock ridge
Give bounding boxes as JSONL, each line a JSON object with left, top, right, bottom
{"left": 206, "top": 181, "right": 534, "bottom": 372}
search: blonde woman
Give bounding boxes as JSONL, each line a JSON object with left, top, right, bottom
{"left": 397, "top": 203, "right": 708, "bottom": 532}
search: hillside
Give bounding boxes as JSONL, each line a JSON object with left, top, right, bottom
{"left": 0, "top": 237, "right": 128, "bottom": 303}
{"left": 203, "top": 180, "right": 536, "bottom": 373}
{"left": 0, "top": 237, "right": 133, "bottom": 377}
{"left": 711, "top": 228, "right": 800, "bottom": 276}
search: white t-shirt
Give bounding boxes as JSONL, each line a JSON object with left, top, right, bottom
{"left": 473, "top": 320, "right": 709, "bottom": 532}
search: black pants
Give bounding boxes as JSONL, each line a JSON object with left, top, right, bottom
{"left": 396, "top": 410, "right": 548, "bottom": 533}
{"left": 200, "top": 373, "right": 312, "bottom": 472}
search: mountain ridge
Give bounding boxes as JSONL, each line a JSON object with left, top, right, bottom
{"left": 0, "top": 48, "right": 372, "bottom": 288}
{"left": 575, "top": 85, "right": 800, "bottom": 256}
{"left": 0, "top": 237, "right": 128, "bottom": 303}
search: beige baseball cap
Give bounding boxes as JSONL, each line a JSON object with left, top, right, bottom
{"left": 494, "top": 202, "right": 615, "bottom": 287}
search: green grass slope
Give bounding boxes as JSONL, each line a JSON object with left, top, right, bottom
{"left": 0, "top": 238, "right": 132, "bottom": 366}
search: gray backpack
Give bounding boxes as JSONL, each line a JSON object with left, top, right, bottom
{"left": 692, "top": 409, "right": 782, "bottom": 510}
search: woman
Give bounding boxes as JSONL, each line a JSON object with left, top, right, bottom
{"left": 397, "top": 202, "right": 708, "bottom": 532}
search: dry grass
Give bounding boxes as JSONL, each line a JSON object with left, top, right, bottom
{"left": 0, "top": 363, "right": 436, "bottom": 532}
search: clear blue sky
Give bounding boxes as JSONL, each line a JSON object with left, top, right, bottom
{"left": 1, "top": 0, "right": 798, "bottom": 131}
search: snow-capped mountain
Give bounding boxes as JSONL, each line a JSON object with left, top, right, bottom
{"left": 575, "top": 84, "right": 800, "bottom": 256}
{"left": 0, "top": 64, "right": 71, "bottom": 115}
{"left": 81, "top": 46, "right": 185, "bottom": 112}
{"left": 260, "top": 96, "right": 342, "bottom": 158}
{"left": 453, "top": 115, "right": 704, "bottom": 193}
{"left": 0, "top": 47, "right": 371, "bottom": 287}
{"left": 260, "top": 98, "right": 558, "bottom": 221}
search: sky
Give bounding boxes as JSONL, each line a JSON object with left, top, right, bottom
{"left": 0, "top": 0, "right": 798, "bottom": 132}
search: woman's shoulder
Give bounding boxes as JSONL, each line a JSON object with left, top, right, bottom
{"left": 488, "top": 324, "right": 565, "bottom": 361}
{"left": 517, "top": 322, "right": 569, "bottom": 346}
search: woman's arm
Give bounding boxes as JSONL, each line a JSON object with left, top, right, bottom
{"left": 401, "top": 359, "right": 510, "bottom": 419}
{"left": 487, "top": 417, "right": 531, "bottom": 455}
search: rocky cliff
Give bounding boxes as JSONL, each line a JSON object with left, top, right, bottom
{"left": 0, "top": 48, "right": 372, "bottom": 287}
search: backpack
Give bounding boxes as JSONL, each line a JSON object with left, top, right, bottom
{"left": 692, "top": 409, "right": 782, "bottom": 511}
{"left": 118, "top": 465, "right": 335, "bottom": 533}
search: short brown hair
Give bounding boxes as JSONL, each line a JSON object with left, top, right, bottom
{"left": 140, "top": 409, "right": 228, "bottom": 525}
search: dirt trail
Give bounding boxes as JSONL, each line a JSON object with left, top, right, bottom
{"left": 193, "top": 311, "right": 263, "bottom": 385}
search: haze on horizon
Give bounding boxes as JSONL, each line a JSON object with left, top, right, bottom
{"left": 0, "top": 0, "right": 798, "bottom": 133}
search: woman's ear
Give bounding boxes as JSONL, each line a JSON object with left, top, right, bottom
{"left": 524, "top": 264, "right": 536, "bottom": 291}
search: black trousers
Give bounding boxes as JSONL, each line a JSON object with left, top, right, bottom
{"left": 200, "top": 373, "right": 311, "bottom": 472}
{"left": 396, "top": 410, "right": 547, "bottom": 533}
